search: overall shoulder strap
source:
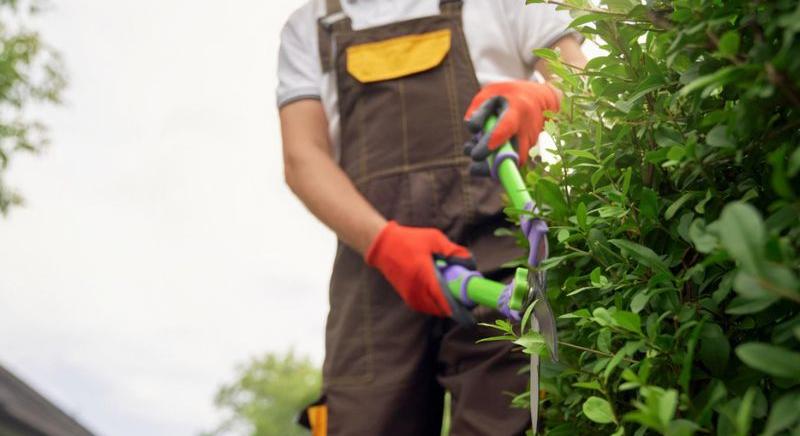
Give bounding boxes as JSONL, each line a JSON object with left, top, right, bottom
{"left": 439, "top": 0, "right": 464, "bottom": 17}
{"left": 317, "top": 0, "right": 352, "bottom": 73}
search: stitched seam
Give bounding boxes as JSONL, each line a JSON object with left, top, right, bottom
{"left": 354, "top": 157, "right": 471, "bottom": 186}
{"left": 453, "top": 18, "right": 481, "bottom": 226}
{"left": 358, "top": 91, "right": 367, "bottom": 179}
{"left": 443, "top": 27, "right": 475, "bottom": 227}
{"left": 399, "top": 80, "right": 409, "bottom": 168}
{"left": 428, "top": 171, "right": 440, "bottom": 228}
{"left": 363, "top": 255, "right": 375, "bottom": 384}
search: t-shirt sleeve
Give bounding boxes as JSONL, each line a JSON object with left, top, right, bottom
{"left": 505, "top": 2, "right": 584, "bottom": 71}
{"left": 276, "top": 3, "right": 322, "bottom": 108}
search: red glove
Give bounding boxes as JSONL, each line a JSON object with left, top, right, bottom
{"left": 463, "top": 81, "right": 560, "bottom": 166}
{"left": 365, "top": 221, "right": 473, "bottom": 317}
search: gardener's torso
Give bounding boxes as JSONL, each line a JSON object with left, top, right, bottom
{"left": 277, "top": 0, "right": 575, "bottom": 159}
{"left": 324, "top": 0, "right": 515, "bottom": 255}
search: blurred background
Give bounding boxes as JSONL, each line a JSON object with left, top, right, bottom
{"left": 0, "top": 1, "right": 329, "bottom": 435}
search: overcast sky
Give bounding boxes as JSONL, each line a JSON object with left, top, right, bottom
{"left": 0, "top": 1, "right": 331, "bottom": 435}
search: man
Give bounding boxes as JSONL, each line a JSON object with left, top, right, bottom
{"left": 277, "top": 0, "right": 586, "bottom": 434}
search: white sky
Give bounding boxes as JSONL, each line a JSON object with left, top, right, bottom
{"left": 0, "top": 1, "right": 330, "bottom": 435}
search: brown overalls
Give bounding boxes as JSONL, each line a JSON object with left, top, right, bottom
{"left": 316, "top": 0, "right": 530, "bottom": 434}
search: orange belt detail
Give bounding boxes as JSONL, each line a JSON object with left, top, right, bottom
{"left": 307, "top": 404, "right": 328, "bottom": 436}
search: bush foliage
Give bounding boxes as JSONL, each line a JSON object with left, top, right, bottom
{"left": 491, "top": 1, "right": 800, "bottom": 435}
{"left": 0, "top": 0, "right": 65, "bottom": 214}
{"left": 206, "top": 351, "right": 320, "bottom": 436}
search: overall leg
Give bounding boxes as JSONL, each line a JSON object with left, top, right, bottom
{"left": 437, "top": 307, "right": 531, "bottom": 436}
{"left": 324, "top": 241, "right": 445, "bottom": 436}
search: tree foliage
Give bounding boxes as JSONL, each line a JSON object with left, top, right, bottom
{"left": 489, "top": 0, "right": 800, "bottom": 434}
{"left": 206, "top": 352, "right": 321, "bottom": 436}
{"left": 0, "top": 0, "right": 65, "bottom": 214}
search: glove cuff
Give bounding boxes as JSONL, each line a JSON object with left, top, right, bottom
{"left": 364, "top": 220, "right": 397, "bottom": 266}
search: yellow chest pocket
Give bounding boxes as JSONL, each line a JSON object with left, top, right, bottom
{"left": 346, "top": 29, "right": 452, "bottom": 83}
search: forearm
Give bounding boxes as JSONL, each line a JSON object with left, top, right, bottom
{"left": 284, "top": 146, "right": 386, "bottom": 255}
{"left": 280, "top": 101, "right": 386, "bottom": 255}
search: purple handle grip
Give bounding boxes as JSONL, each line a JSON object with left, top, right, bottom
{"left": 439, "top": 263, "right": 481, "bottom": 307}
{"left": 490, "top": 149, "right": 519, "bottom": 180}
{"left": 520, "top": 201, "right": 549, "bottom": 266}
{"left": 498, "top": 282, "right": 521, "bottom": 321}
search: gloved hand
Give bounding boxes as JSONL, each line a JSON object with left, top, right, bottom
{"left": 365, "top": 221, "right": 474, "bottom": 317}
{"left": 463, "top": 81, "right": 560, "bottom": 169}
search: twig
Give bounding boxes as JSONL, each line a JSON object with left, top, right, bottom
{"left": 558, "top": 341, "right": 640, "bottom": 364}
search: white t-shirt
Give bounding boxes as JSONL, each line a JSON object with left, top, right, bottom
{"left": 277, "top": 0, "right": 578, "bottom": 157}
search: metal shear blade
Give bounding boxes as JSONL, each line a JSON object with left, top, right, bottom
{"left": 525, "top": 227, "right": 558, "bottom": 362}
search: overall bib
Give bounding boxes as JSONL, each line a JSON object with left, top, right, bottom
{"left": 317, "top": 1, "right": 530, "bottom": 434}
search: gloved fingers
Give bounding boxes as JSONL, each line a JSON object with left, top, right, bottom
{"left": 486, "top": 102, "right": 519, "bottom": 151}
{"left": 521, "top": 111, "right": 546, "bottom": 165}
{"left": 441, "top": 241, "right": 472, "bottom": 260}
{"left": 469, "top": 160, "right": 491, "bottom": 178}
{"left": 417, "top": 264, "right": 453, "bottom": 317}
{"left": 439, "top": 253, "right": 477, "bottom": 270}
{"left": 517, "top": 129, "right": 533, "bottom": 166}
{"left": 423, "top": 228, "right": 473, "bottom": 260}
{"left": 462, "top": 132, "right": 481, "bottom": 157}
{"left": 465, "top": 95, "right": 502, "bottom": 133}
{"left": 540, "top": 84, "right": 561, "bottom": 113}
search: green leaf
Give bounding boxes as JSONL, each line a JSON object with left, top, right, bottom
{"left": 735, "top": 343, "right": 800, "bottom": 379}
{"left": 604, "top": 0, "right": 638, "bottom": 13}
{"left": 532, "top": 48, "right": 559, "bottom": 62}
{"left": 788, "top": 147, "right": 800, "bottom": 177}
{"left": 597, "top": 328, "right": 612, "bottom": 353}
{"left": 689, "top": 218, "right": 718, "bottom": 253}
{"left": 717, "top": 202, "right": 766, "bottom": 274}
{"left": 590, "top": 266, "right": 609, "bottom": 288}
{"left": 536, "top": 179, "right": 568, "bottom": 218}
{"left": 725, "top": 295, "right": 778, "bottom": 314}
{"left": 573, "top": 380, "right": 603, "bottom": 391}
{"left": 735, "top": 387, "right": 756, "bottom": 436}
{"left": 717, "top": 31, "right": 741, "bottom": 57}
{"left": 576, "top": 202, "right": 588, "bottom": 230}
{"left": 706, "top": 125, "right": 734, "bottom": 148}
{"left": 604, "top": 347, "right": 628, "bottom": 381}
{"left": 557, "top": 228, "right": 570, "bottom": 243}
{"left": 678, "top": 66, "right": 739, "bottom": 96}
{"left": 569, "top": 13, "right": 607, "bottom": 28}
{"left": 515, "top": 331, "right": 549, "bottom": 357}
{"left": 656, "top": 389, "right": 679, "bottom": 428}
{"left": 612, "top": 311, "right": 642, "bottom": 335}
{"left": 638, "top": 188, "right": 659, "bottom": 220}
{"left": 630, "top": 291, "right": 650, "bottom": 313}
{"left": 621, "top": 167, "right": 632, "bottom": 196}
{"left": 598, "top": 205, "right": 628, "bottom": 218}
{"left": 666, "top": 419, "right": 699, "bottom": 436}
{"left": 665, "top": 192, "right": 694, "bottom": 220}
{"left": 609, "top": 239, "right": 669, "bottom": 274}
{"left": 560, "top": 308, "right": 591, "bottom": 319}
{"left": 566, "top": 149, "right": 599, "bottom": 162}
{"left": 519, "top": 298, "right": 537, "bottom": 335}
{"left": 698, "top": 323, "right": 729, "bottom": 377}
{"left": 667, "top": 145, "right": 685, "bottom": 161}
{"left": 592, "top": 307, "right": 615, "bottom": 327}
{"left": 582, "top": 396, "right": 617, "bottom": 424}
{"left": 762, "top": 393, "right": 800, "bottom": 436}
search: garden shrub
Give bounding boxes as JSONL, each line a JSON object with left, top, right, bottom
{"left": 490, "top": 1, "right": 800, "bottom": 434}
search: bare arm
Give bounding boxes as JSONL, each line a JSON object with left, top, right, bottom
{"left": 280, "top": 99, "right": 386, "bottom": 255}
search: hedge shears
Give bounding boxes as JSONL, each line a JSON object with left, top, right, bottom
{"left": 433, "top": 116, "right": 557, "bottom": 431}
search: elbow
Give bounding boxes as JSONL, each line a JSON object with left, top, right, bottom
{"left": 283, "top": 158, "right": 298, "bottom": 192}
{"left": 282, "top": 150, "right": 303, "bottom": 195}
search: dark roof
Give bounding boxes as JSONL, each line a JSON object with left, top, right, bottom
{"left": 0, "top": 363, "right": 95, "bottom": 436}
